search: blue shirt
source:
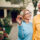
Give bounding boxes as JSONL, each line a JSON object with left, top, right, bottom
{"left": 18, "top": 21, "right": 33, "bottom": 40}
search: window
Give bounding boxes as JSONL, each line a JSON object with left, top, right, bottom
{"left": 7, "top": 10, "right": 11, "bottom": 18}
{"left": 0, "top": 9, "right": 4, "bottom": 18}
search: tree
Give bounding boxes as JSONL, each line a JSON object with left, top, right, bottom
{"left": 32, "top": 0, "right": 38, "bottom": 15}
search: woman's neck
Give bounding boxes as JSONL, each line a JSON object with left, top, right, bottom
{"left": 25, "top": 19, "right": 29, "bottom": 24}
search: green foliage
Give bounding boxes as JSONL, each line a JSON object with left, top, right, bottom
{"left": 6, "top": 0, "right": 10, "bottom": 1}
{"left": 32, "top": 0, "right": 38, "bottom": 15}
{"left": 32, "top": 0, "right": 38, "bottom": 7}
{"left": 0, "top": 17, "right": 12, "bottom": 34}
{"left": 11, "top": 0, "right": 24, "bottom": 4}
{"left": 3, "top": 17, "right": 12, "bottom": 34}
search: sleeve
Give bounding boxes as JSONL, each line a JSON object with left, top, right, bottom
{"left": 18, "top": 24, "right": 24, "bottom": 39}
{"left": 32, "top": 17, "right": 36, "bottom": 40}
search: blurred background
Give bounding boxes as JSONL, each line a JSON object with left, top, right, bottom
{"left": 0, "top": 0, "right": 40, "bottom": 40}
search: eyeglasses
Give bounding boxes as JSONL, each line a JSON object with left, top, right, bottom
{"left": 25, "top": 12, "right": 31, "bottom": 15}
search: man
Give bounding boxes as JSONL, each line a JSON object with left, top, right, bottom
{"left": 33, "top": 2, "right": 40, "bottom": 40}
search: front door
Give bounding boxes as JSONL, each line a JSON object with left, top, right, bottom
{"left": 11, "top": 9, "right": 20, "bottom": 23}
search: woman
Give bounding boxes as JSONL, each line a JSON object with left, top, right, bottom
{"left": 16, "top": 9, "right": 33, "bottom": 40}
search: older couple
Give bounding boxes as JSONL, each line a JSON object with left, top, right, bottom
{"left": 16, "top": 3, "right": 40, "bottom": 40}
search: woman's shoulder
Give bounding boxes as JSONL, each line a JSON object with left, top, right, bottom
{"left": 22, "top": 21, "right": 32, "bottom": 24}
{"left": 29, "top": 22, "right": 32, "bottom": 25}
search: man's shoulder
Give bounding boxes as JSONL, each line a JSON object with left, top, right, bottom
{"left": 33, "top": 15, "right": 38, "bottom": 19}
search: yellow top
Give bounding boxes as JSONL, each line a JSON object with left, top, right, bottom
{"left": 33, "top": 14, "right": 40, "bottom": 40}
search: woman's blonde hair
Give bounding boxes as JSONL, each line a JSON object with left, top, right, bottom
{"left": 20, "top": 9, "right": 31, "bottom": 21}
{"left": 22, "top": 9, "right": 31, "bottom": 20}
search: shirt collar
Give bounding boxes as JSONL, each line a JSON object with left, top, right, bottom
{"left": 37, "top": 11, "right": 40, "bottom": 15}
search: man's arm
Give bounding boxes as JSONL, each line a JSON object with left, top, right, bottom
{"left": 32, "top": 17, "right": 36, "bottom": 40}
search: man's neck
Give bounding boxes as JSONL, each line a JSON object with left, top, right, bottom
{"left": 37, "top": 10, "right": 40, "bottom": 15}
{"left": 38, "top": 10, "right": 40, "bottom": 12}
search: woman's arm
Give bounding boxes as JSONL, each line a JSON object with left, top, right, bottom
{"left": 18, "top": 24, "right": 24, "bottom": 39}
{"left": 32, "top": 17, "right": 36, "bottom": 40}
{"left": 16, "top": 15, "right": 24, "bottom": 39}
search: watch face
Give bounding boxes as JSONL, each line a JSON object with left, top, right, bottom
{"left": 19, "top": 17, "right": 22, "bottom": 20}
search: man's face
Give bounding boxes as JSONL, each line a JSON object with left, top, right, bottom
{"left": 38, "top": 3, "right": 40, "bottom": 11}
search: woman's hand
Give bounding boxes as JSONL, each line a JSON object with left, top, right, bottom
{"left": 16, "top": 15, "right": 23, "bottom": 25}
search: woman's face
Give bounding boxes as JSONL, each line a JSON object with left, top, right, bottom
{"left": 24, "top": 11, "right": 31, "bottom": 20}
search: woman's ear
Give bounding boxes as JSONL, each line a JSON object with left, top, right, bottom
{"left": 23, "top": 16, "right": 25, "bottom": 21}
